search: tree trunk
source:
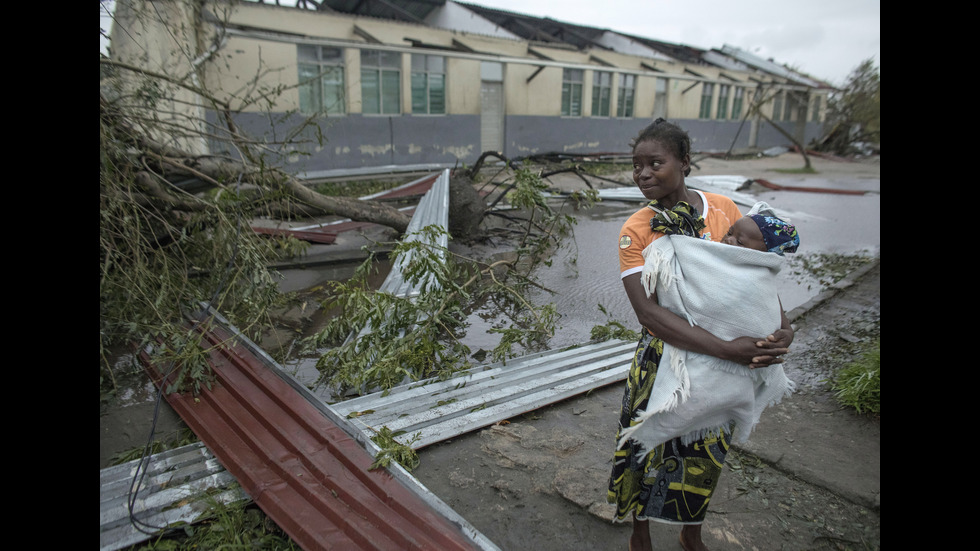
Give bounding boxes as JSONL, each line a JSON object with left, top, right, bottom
{"left": 145, "top": 147, "right": 414, "bottom": 234}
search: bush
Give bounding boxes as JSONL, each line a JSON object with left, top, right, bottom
{"left": 832, "top": 340, "right": 880, "bottom": 415}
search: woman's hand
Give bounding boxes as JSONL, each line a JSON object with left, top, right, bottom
{"left": 747, "top": 326, "right": 794, "bottom": 369}
{"left": 722, "top": 336, "right": 786, "bottom": 367}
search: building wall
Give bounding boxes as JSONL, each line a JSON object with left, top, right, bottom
{"left": 216, "top": 111, "right": 482, "bottom": 174}
{"left": 117, "top": 1, "right": 830, "bottom": 173}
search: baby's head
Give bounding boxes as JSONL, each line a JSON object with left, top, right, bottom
{"left": 723, "top": 206, "right": 800, "bottom": 255}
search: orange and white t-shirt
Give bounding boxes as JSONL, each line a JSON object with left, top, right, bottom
{"left": 618, "top": 190, "right": 743, "bottom": 278}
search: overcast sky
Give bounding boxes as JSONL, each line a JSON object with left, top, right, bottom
{"left": 102, "top": 0, "right": 880, "bottom": 86}
{"left": 474, "top": 0, "right": 879, "bottom": 86}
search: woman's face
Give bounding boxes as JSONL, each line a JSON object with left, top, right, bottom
{"left": 632, "top": 139, "right": 690, "bottom": 205}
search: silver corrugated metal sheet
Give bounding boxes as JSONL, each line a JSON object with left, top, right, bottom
{"left": 99, "top": 442, "right": 247, "bottom": 551}
{"left": 344, "top": 169, "right": 450, "bottom": 346}
{"left": 333, "top": 339, "right": 635, "bottom": 449}
{"left": 378, "top": 168, "right": 450, "bottom": 298}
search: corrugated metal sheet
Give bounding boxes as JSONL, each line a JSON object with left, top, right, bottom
{"left": 252, "top": 225, "right": 338, "bottom": 243}
{"left": 333, "top": 339, "right": 635, "bottom": 449}
{"left": 132, "top": 316, "right": 493, "bottom": 551}
{"left": 100, "top": 334, "right": 633, "bottom": 550}
{"left": 100, "top": 442, "right": 246, "bottom": 551}
{"left": 358, "top": 171, "right": 440, "bottom": 201}
{"left": 344, "top": 169, "right": 450, "bottom": 346}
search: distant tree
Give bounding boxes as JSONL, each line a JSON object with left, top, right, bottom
{"left": 817, "top": 58, "right": 880, "bottom": 155}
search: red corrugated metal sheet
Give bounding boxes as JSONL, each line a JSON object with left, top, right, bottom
{"left": 252, "top": 226, "right": 338, "bottom": 244}
{"left": 367, "top": 173, "right": 438, "bottom": 200}
{"left": 139, "top": 322, "right": 483, "bottom": 551}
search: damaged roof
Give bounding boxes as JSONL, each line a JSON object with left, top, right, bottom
{"left": 250, "top": 0, "right": 832, "bottom": 86}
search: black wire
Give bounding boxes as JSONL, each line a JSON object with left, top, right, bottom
{"left": 126, "top": 175, "right": 246, "bottom": 535}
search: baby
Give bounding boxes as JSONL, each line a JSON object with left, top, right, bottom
{"left": 722, "top": 205, "right": 800, "bottom": 255}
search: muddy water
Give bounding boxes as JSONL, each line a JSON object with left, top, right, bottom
{"left": 471, "top": 187, "right": 880, "bottom": 353}
{"left": 281, "top": 186, "right": 880, "bottom": 390}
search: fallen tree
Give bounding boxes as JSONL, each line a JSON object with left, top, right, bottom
{"left": 99, "top": 0, "right": 594, "bottom": 402}
{"left": 100, "top": 3, "right": 417, "bottom": 396}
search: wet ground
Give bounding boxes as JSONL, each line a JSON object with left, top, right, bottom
{"left": 100, "top": 151, "right": 880, "bottom": 549}
{"left": 409, "top": 258, "right": 880, "bottom": 551}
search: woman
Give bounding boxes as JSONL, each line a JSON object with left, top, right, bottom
{"left": 607, "top": 119, "right": 794, "bottom": 551}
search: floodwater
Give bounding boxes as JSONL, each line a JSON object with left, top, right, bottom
{"left": 280, "top": 178, "right": 881, "bottom": 387}
{"left": 491, "top": 185, "right": 880, "bottom": 352}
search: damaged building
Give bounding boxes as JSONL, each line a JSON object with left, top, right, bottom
{"left": 105, "top": 0, "right": 833, "bottom": 175}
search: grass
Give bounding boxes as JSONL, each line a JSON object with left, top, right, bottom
{"left": 831, "top": 338, "right": 880, "bottom": 416}
{"left": 369, "top": 426, "right": 422, "bottom": 471}
{"left": 312, "top": 178, "right": 403, "bottom": 198}
{"left": 111, "top": 428, "right": 199, "bottom": 466}
{"left": 130, "top": 498, "right": 300, "bottom": 551}
{"left": 772, "top": 166, "right": 819, "bottom": 174}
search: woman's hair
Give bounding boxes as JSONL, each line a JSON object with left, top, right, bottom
{"left": 630, "top": 118, "right": 692, "bottom": 176}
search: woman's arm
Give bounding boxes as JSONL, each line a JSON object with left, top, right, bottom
{"left": 623, "top": 273, "right": 790, "bottom": 366}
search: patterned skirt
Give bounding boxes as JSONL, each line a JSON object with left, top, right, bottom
{"left": 607, "top": 332, "right": 733, "bottom": 524}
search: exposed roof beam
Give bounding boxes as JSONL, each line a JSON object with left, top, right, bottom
{"left": 510, "top": 17, "right": 562, "bottom": 43}
{"left": 589, "top": 54, "right": 615, "bottom": 67}
{"left": 526, "top": 65, "right": 546, "bottom": 83}
{"left": 452, "top": 38, "right": 477, "bottom": 53}
{"left": 353, "top": 24, "right": 382, "bottom": 44}
{"left": 640, "top": 61, "right": 664, "bottom": 73}
{"left": 527, "top": 47, "right": 554, "bottom": 61}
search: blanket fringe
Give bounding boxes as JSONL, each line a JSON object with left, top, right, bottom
{"left": 641, "top": 246, "right": 676, "bottom": 298}
{"left": 616, "top": 374, "right": 798, "bottom": 450}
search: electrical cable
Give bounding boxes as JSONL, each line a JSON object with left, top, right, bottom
{"left": 125, "top": 174, "right": 246, "bottom": 535}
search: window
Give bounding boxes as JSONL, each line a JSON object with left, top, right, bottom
{"left": 361, "top": 50, "right": 401, "bottom": 115}
{"left": 699, "top": 83, "right": 714, "bottom": 119}
{"left": 772, "top": 92, "right": 783, "bottom": 121}
{"left": 411, "top": 54, "right": 445, "bottom": 114}
{"left": 561, "top": 69, "right": 583, "bottom": 116}
{"left": 653, "top": 78, "right": 667, "bottom": 119}
{"left": 810, "top": 95, "right": 821, "bottom": 122}
{"left": 731, "top": 87, "right": 745, "bottom": 120}
{"left": 783, "top": 92, "right": 795, "bottom": 121}
{"left": 298, "top": 45, "right": 345, "bottom": 115}
{"left": 716, "top": 84, "right": 730, "bottom": 119}
{"left": 617, "top": 74, "right": 635, "bottom": 118}
{"left": 591, "top": 71, "right": 611, "bottom": 117}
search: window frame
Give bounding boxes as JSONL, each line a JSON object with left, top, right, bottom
{"left": 411, "top": 54, "right": 446, "bottom": 115}
{"left": 297, "top": 44, "right": 346, "bottom": 115}
{"left": 361, "top": 49, "right": 402, "bottom": 115}
{"left": 653, "top": 78, "right": 667, "bottom": 119}
{"left": 561, "top": 69, "right": 584, "bottom": 116}
{"left": 591, "top": 71, "right": 612, "bottom": 117}
{"left": 716, "top": 84, "right": 730, "bottom": 120}
{"left": 699, "top": 82, "right": 714, "bottom": 119}
{"left": 772, "top": 92, "right": 784, "bottom": 121}
{"left": 617, "top": 73, "right": 635, "bottom": 118}
{"left": 731, "top": 87, "right": 745, "bottom": 120}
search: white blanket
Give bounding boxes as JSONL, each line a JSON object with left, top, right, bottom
{"left": 618, "top": 236, "right": 796, "bottom": 451}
